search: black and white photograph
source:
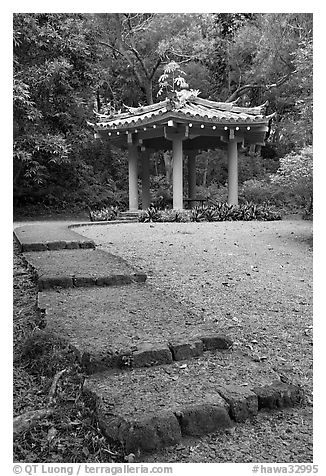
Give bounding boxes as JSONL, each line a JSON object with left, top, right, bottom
{"left": 11, "top": 8, "right": 316, "bottom": 473}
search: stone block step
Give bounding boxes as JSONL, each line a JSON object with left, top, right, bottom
{"left": 119, "top": 213, "right": 139, "bottom": 222}
{"left": 84, "top": 358, "right": 304, "bottom": 454}
{"left": 24, "top": 249, "right": 147, "bottom": 290}
{"left": 116, "top": 218, "right": 139, "bottom": 222}
{"left": 37, "top": 284, "right": 232, "bottom": 373}
{"left": 14, "top": 223, "right": 95, "bottom": 252}
{"left": 120, "top": 212, "right": 139, "bottom": 217}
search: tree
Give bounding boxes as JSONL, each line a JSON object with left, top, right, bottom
{"left": 13, "top": 13, "right": 313, "bottom": 212}
{"left": 157, "top": 61, "right": 189, "bottom": 97}
{"left": 212, "top": 14, "right": 310, "bottom": 103}
{"left": 206, "top": 13, "right": 313, "bottom": 156}
{"left": 270, "top": 146, "right": 313, "bottom": 211}
{"left": 95, "top": 13, "right": 215, "bottom": 106}
{"left": 13, "top": 13, "right": 104, "bottom": 204}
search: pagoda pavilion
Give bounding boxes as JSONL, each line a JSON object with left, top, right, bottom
{"left": 89, "top": 92, "right": 274, "bottom": 211}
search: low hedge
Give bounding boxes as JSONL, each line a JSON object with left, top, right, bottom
{"left": 138, "top": 202, "right": 283, "bottom": 223}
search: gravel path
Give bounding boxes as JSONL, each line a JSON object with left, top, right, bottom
{"left": 78, "top": 220, "right": 313, "bottom": 463}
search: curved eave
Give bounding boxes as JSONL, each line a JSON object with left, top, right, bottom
{"left": 94, "top": 112, "right": 269, "bottom": 132}
{"left": 91, "top": 97, "right": 272, "bottom": 132}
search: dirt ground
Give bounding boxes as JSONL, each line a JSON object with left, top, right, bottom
{"left": 13, "top": 240, "right": 124, "bottom": 463}
{"left": 79, "top": 219, "right": 313, "bottom": 463}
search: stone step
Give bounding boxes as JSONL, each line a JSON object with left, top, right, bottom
{"left": 37, "top": 284, "right": 232, "bottom": 373}
{"left": 84, "top": 217, "right": 139, "bottom": 225}
{"left": 83, "top": 357, "right": 304, "bottom": 454}
{"left": 14, "top": 223, "right": 95, "bottom": 252}
{"left": 24, "top": 248, "right": 146, "bottom": 290}
{"left": 120, "top": 211, "right": 139, "bottom": 216}
{"left": 117, "top": 217, "right": 139, "bottom": 222}
{"left": 119, "top": 212, "right": 139, "bottom": 222}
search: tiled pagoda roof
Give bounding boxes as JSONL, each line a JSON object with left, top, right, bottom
{"left": 90, "top": 95, "right": 274, "bottom": 132}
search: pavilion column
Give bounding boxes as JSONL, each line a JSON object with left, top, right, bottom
{"left": 187, "top": 152, "right": 197, "bottom": 206}
{"left": 128, "top": 144, "right": 139, "bottom": 211}
{"left": 172, "top": 137, "right": 184, "bottom": 210}
{"left": 141, "top": 150, "right": 151, "bottom": 210}
{"left": 227, "top": 140, "right": 238, "bottom": 205}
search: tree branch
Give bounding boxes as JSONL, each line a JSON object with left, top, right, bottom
{"left": 126, "top": 44, "right": 150, "bottom": 78}
{"left": 120, "top": 14, "right": 153, "bottom": 79}
{"left": 225, "top": 70, "right": 296, "bottom": 102}
{"left": 13, "top": 409, "right": 54, "bottom": 438}
{"left": 48, "top": 368, "right": 67, "bottom": 406}
{"left": 149, "top": 57, "right": 162, "bottom": 80}
{"left": 99, "top": 41, "right": 144, "bottom": 89}
{"left": 13, "top": 368, "right": 68, "bottom": 439}
{"left": 123, "top": 13, "right": 156, "bottom": 35}
{"left": 226, "top": 84, "right": 258, "bottom": 103}
{"left": 99, "top": 41, "right": 124, "bottom": 58}
{"left": 266, "top": 71, "right": 296, "bottom": 90}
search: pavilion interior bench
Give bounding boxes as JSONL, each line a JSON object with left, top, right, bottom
{"left": 183, "top": 197, "right": 208, "bottom": 208}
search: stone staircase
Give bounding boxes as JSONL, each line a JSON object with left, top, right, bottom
{"left": 14, "top": 222, "right": 306, "bottom": 457}
{"left": 118, "top": 211, "right": 139, "bottom": 222}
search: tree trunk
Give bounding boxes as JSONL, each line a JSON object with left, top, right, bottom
{"left": 13, "top": 368, "right": 67, "bottom": 439}
{"left": 202, "top": 155, "right": 209, "bottom": 187}
{"left": 249, "top": 145, "right": 256, "bottom": 157}
{"left": 163, "top": 151, "right": 173, "bottom": 185}
{"left": 144, "top": 79, "right": 153, "bottom": 105}
{"left": 154, "top": 153, "right": 159, "bottom": 176}
{"left": 96, "top": 89, "right": 101, "bottom": 112}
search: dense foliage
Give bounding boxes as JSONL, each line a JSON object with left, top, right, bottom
{"left": 13, "top": 13, "right": 313, "bottom": 216}
{"left": 270, "top": 146, "right": 313, "bottom": 213}
{"left": 13, "top": 14, "right": 127, "bottom": 212}
{"left": 138, "top": 202, "right": 282, "bottom": 223}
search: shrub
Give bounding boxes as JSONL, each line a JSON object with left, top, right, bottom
{"left": 139, "top": 208, "right": 190, "bottom": 223}
{"left": 302, "top": 209, "right": 313, "bottom": 220}
{"left": 239, "top": 179, "right": 284, "bottom": 206}
{"left": 89, "top": 205, "right": 120, "bottom": 222}
{"left": 138, "top": 206, "right": 161, "bottom": 222}
{"left": 239, "top": 178, "right": 303, "bottom": 214}
{"left": 149, "top": 175, "right": 173, "bottom": 209}
{"left": 270, "top": 146, "right": 313, "bottom": 215}
{"left": 190, "top": 206, "right": 206, "bottom": 222}
{"left": 172, "top": 210, "right": 191, "bottom": 222}
{"left": 255, "top": 203, "right": 283, "bottom": 221}
{"left": 138, "top": 202, "right": 283, "bottom": 223}
{"left": 212, "top": 203, "right": 234, "bottom": 221}
{"left": 236, "top": 146, "right": 313, "bottom": 216}
{"left": 197, "top": 183, "right": 228, "bottom": 203}
{"left": 159, "top": 210, "right": 181, "bottom": 222}
{"left": 202, "top": 205, "right": 218, "bottom": 221}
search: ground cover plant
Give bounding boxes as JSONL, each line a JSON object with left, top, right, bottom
{"left": 13, "top": 241, "right": 124, "bottom": 463}
{"left": 138, "top": 202, "right": 283, "bottom": 223}
{"left": 88, "top": 205, "right": 120, "bottom": 222}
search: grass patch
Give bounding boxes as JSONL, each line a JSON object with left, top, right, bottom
{"left": 13, "top": 241, "right": 124, "bottom": 463}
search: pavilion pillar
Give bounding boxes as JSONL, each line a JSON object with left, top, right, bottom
{"left": 141, "top": 150, "right": 151, "bottom": 210}
{"left": 227, "top": 140, "right": 238, "bottom": 206}
{"left": 128, "top": 144, "right": 139, "bottom": 211}
{"left": 172, "top": 137, "right": 183, "bottom": 210}
{"left": 187, "top": 152, "right": 197, "bottom": 206}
